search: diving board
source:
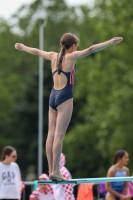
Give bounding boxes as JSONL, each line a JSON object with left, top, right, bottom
{"left": 38, "top": 176, "right": 133, "bottom": 184}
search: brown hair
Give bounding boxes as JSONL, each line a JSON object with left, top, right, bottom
{"left": 57, "top": 33, "right": 80, "bottom": 74}
{"left": 113, "top": 150, "right": 127, "bottom": 164}
{"left": 1, "top": 146, "right": 16, "bottom": 161}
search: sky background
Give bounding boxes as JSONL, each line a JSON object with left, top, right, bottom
{"left": 0, "top": 0, "right": 94, "bottom": 20}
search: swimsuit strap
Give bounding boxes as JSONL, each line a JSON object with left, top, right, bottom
{"left": 114, "top": 165, "right": 126, "bottom": 172}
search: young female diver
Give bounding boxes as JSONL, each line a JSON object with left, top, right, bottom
{"left": 15, "top": 33, "right": 123, "bottom": 181}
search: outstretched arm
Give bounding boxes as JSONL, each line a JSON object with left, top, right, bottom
{"left": 70, "top": 37, "right": 123, "bottom": 60}
{"left": 14, "top": 43, "right": 55, "bottom": 60}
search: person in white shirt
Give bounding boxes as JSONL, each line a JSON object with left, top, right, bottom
{"left": 29, "top": 174, "right": 54, "bottom": 200}
{"left": 0, "top": 146, "right": 21, "bottom": 200}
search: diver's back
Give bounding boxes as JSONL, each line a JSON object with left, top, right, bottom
{"left": 52, "top": 53, "right": 75, "bottom": 90}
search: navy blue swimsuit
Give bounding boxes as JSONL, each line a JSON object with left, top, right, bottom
{"left": 49, "top": 66, "right": 76, "bottom": 110}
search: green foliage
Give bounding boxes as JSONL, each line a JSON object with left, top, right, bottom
{"left": 64, "top": 0, "right": 133, "bottom": 178}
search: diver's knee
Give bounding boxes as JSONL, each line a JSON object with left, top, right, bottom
{"left": 54, "top": 133, "right": 65, "bottom": 140}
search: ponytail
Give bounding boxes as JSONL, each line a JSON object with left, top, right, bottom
{"left": 114, "top": 157, "right": 117, "bottom": 164}
{"left": 57, "top": 46, "right": 65, "bottom": 74}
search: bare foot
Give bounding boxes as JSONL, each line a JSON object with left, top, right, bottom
{"left": 49, "top": 174, "right": 68, "bottom": 181}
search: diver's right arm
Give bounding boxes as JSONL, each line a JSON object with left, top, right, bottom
{"left": 14, "top": 43, "right": 55, "bottom": 60}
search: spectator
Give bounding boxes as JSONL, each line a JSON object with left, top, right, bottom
{"left": 105, "top": 150, "right": 131, "bottom": 200}
{"left": 29, "top": 174, "right": 54, "bottom": 200}
{"left": 0, "top": 146, "right": 21, "bottom": 200}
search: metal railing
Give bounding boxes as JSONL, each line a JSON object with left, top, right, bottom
{"left": 21, "top": 181, "right": 102, "bottom": 200}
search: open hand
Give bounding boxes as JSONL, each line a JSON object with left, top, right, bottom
{"left": 110, "top": 37, "right": 123, "bottom": 45}
{"left": 119, "top": 194, "right": 131, "bottom": 200}
{"left": 14, "top": 43, "right": 24, "bottom": 51}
